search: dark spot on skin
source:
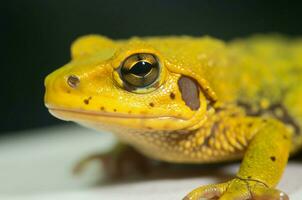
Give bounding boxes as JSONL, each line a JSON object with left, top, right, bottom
{"left": 67, "top": 75, "right": 80, "bottom": 88}
{"left": 113, "top": 109, "right": 117, "bottom": 112}
{"left": 262, "top": 119, "right": 268, "bottom": 123}
{"left": 66, "top": 90, "right": 71, "bottom": 93}
{"left": 215, "top": 107, "right": 225, "bottom": 113}
{"left": 230, "top": 113, "right": 238, "bottom": 117}
{"left": 283, "top": 135, "right": 288, "bottom": 140}
{"left": 149, "top": 102, "right": 154, "bottom": 107}
{"left": 170, "top": 92, "right": 175, "bottom": 100}
{"left": 128, "top": 111, "right": 132, "bottom": 114}
{"left": 83, "top": 96, "right": 92, "bottom": 105}
{"left": 177, "top": 75, "right": 200, "bottom": 110}
{"left": 247, "top": 122, "right": 253, "bottom": 127}
{"left": 146, "top": 126, "right": 152, "bottom": 130}
{"left": 247, "top": 176, "right": 252, "bottom": 179}
{"left": 100, "top": 106, "right": 105, "bottom": 111}
{"left": 270, "top": 156, "right": 276, "bottom": 162}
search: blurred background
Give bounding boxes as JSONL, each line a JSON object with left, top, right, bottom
{"left": 1, "top": 0, "right": 302, "bottom": 134}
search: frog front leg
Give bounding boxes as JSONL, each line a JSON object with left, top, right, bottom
{"left": 184, "top": 118, "right": 292, "bottom": 200}
{"left": 73, "top": 143, "right": 152, "bottom": 179}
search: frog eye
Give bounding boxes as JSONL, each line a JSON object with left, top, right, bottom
{"left": 120, "top": 53, "right": 160, "bottom": 88}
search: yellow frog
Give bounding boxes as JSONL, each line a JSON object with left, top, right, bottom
{"left": 44, "top": 34, "right": 302, "bottom": 200}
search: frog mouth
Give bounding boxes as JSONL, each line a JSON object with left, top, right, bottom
{"left": 47, "top": 106, "right": 188, "bottom": 121}
{"left": 46, "top": 105, "right": 204, "bottom": 131}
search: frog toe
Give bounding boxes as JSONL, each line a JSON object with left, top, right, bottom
{"left": 252, "top": 187, "right": 289, "bottom": 200}
{"left": 183, "top": 182, "right": 228, "bottom": 200}
{"left": 183, "top": 178, "right": 289, "bottom": 200}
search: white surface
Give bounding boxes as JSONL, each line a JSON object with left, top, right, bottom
{"left": 0, "top": 125, "right": 301, "bottom": 200}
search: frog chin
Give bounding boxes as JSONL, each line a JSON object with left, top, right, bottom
{"left": 47, "top": 107, "right": 198, "bottom": 131}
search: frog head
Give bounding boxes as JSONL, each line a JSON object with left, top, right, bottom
{"left": 44, "top": 35, "right": 217, "bottom": 132}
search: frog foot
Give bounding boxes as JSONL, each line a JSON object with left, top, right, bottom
{"left": 183, "top": 177, "right": 289, "bottom": 200}
{"left": 73, "top": 145, "right": 151, "bottom": 179}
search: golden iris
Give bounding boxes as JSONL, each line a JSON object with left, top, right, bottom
{"left": 120, "top": 53, "right": 160, "bottom": 88}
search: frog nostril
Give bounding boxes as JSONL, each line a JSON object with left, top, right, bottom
{"left": 67, "top": 75, "right": 80, "bottom": 88}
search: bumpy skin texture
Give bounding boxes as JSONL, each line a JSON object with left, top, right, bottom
{"left": 44, "top": 35, "right": 302, "bottom": 199}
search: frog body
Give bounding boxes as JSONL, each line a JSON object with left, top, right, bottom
{"left": 45, "top": 35, "right": 302, "bottom": 200}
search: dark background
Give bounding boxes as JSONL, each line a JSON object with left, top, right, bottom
{"left": 1, "top": 0, "right": 302, "bottom": 134}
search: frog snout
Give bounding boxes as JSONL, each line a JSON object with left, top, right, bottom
{"left": 44, "top": 72, "right": 76, "bottom": 108}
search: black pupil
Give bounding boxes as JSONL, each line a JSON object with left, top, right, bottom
{"left": 129, "top": 61, "right": 152, "bottom": 76}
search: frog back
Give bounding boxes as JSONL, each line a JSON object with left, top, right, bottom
{"left": 224, "top": 35, "right": 302, "bottom": 151}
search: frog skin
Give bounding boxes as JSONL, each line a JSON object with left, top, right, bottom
{"left": 44, "top": 34, "right": 302, "bottom": 200}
